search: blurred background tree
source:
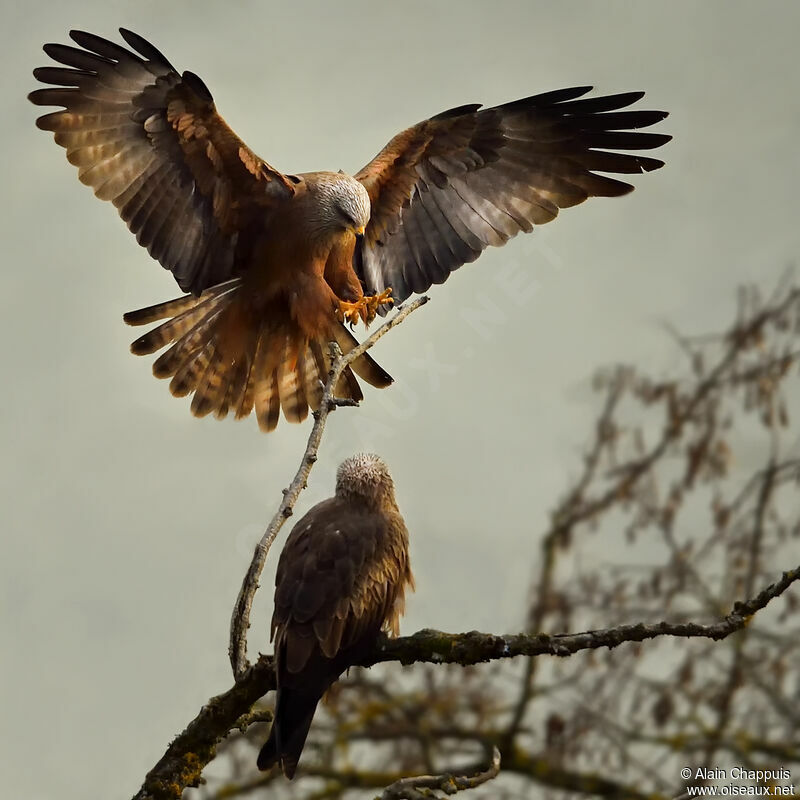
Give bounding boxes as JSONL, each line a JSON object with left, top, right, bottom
{"left": 183, "top": 280, "right": 800, "bottom": 800}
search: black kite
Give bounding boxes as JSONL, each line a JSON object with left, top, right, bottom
{"left": 29, "top": 29, "right": 671, "bottom": 431}
{"left": 258, "top": 453, "right": 413, "bottom": 778}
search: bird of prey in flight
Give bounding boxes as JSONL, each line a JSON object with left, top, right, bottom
{"left": 29, "top": 29, "right": 671, "bottom": 432}
{"left": 257, "top": 453, "right": 413, "bottom": 778}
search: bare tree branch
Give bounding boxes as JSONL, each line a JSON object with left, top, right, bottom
{"left": 364, "top": 566, "right": 798, "bottom": 668}
{"left": 502, "top": 749, "right": 661, "bottom": 800}
{"left": 132, "top": 566, "right": 798, "bottom": 800}
{"left": 131, "top": 280, "right": 800, "bottom": 800}
{"left": 378, "top": 746, "right": 501, "bottom": 799}
{"left": 228, "top": 295, "right": 430, "bottom": 678}
{"left": 131, "top": 658, "right": 276, "bottom": 800}
{"left": 506, "top": 370, "right": 628, "bottom": 744}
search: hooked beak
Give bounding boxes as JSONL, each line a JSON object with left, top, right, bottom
{"left": 353, "top": 224, "right": 366, "bottom": 237}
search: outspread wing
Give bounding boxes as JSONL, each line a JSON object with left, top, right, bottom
{"left": 272, "top": 498, "right": 409, "bottom": 675}
{"left": 29, "top": 28, "right": 296, "bottom": 295}
{"left": 354, "top": 87, "right": 671, "bottom": 305}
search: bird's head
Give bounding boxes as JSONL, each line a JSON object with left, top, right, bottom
{"left": 311, "top": 172, "right": 371, "bottom": 237}
{"left": 335, "top": 452, "right": 397, "bottom": 508}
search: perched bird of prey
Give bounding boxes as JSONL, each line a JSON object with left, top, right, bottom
{"left": 257, "top": 453, "right": 413, "bottom": 778}
{"left": 29, "top": 29, "right": 671, "bottom": 432}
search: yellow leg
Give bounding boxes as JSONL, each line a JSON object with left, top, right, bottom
{"left": 363, "top": 288, "right": 394, "bottom": 325}
{"left": 338, "top": 299, "right": 365, "bottom": 328}
{"left": 338, "top": 288, "right": 394, "bottom": 328}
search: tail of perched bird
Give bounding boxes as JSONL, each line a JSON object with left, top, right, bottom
{"left": 124, "top": 281, "right": 393, "bottom": 431}
{"left": 256, "top": 668, "right": 330, "bottom": 778}
{"left": 256, "top": 636, "right": 380, "bottom": 778}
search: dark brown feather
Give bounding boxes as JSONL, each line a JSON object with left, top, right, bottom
{"left": 123, "top": 284, "right": 376, "bottom": 427}
{"left": 29, "top": 30, "right": 396, "bottom": 434}
{"left": 29, "top": 28, "right": 294, "bottom": 295}
{"left": 31, "top": 31, "right": 668, "bottom": 434}
{"left": 355, "top": 86, "right": 670, "bottom": 306}
{"left": 259, "top": 462, "right": 413, "bottom": 778}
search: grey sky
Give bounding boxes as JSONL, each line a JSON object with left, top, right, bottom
{"left": 2, "top": 2, "right": 799, "bottom": 798}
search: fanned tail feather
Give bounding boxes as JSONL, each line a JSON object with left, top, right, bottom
{"left": 123, "top": 280, "right": 240, "bottom": 326}
{"left": 124, "top": 282, "right": 393, "bottom": 431}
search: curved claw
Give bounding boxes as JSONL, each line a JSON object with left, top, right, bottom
{"left": 338, "top": 299, "right": 364, "bottom": 329}
{"left": 338, "top": 288, "right": 394, "bottom": 328}
{"left": 363, "top": 287, "right": 394, "bottom": 325}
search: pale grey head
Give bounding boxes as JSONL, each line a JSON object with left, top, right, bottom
{"left": 308, "top": 172, "right": 371, "bottom": 237}
{"left": 335, "top": 452, "right": 396, "bottom": 507}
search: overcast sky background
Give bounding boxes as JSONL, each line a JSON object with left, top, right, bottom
{"left": 2, "top": 2, "right": 799, "bottom": 798}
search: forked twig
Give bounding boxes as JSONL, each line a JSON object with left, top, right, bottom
{"left": 379, "top": 747, "right": 501, "bottom": 799}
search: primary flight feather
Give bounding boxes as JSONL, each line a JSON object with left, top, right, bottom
{"left": 29, "top": 28, "right": 671, "bottom": 432}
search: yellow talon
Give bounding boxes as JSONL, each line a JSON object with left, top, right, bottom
{"left": 338, "top": 288, "right": 393, "bottom": 328}
{"left": 363, "top": 287, "right": 394, "bottom": 325}
{"left": 338, "top": 300, "right": 362, "bottom": 328}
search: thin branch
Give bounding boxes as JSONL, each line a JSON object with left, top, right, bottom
{"left": 557, "top": 287, "right": 800, "bottom": 534}
{"left": 378, "top": 747, "right": 501, "bottom": 799}
{"left": 131, "top": 658, "right": 276, "bottom": 800}
{"left": 507, "top": 370, "right": 627, "bottom": 744}
{"left": 365, "top": 566, "right": 798, "bottom": 669}
{"left": 699, "top": 455, "right": 779, "bottom": 770}
{"left": 503, "top": 749, "right": 662, "bottom": 800}
{"left": 131, "top": 566, "right": 799, "bottom": 800}
{"left": 228, "top": 296, "right": 430, "bottom": 678}
{"left": 206, "top": 747, "right": 656, "bottom": 800}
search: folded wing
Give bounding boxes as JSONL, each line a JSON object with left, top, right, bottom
{"left": 271, "top": 499, "right": 403, "bottom": 674}
{"left": 261, "top": 498, "right": 411, "bottom": 776}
